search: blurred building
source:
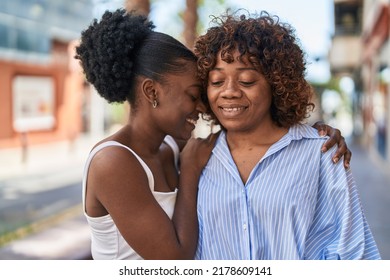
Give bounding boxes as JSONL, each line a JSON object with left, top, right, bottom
{"left": 329, "top": 0, "right": 390, "bottom": 162}
{"left": 361, "top": 0, "right": 390, "bottom": 161}
{"left": 0, "top": 0, "right": 94, "bottom": 148}
{"left": 329, "top": 0, "right": 363, "bottom": 76}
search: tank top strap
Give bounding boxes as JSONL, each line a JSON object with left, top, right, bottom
{"left": 84, "top": 141, "right": 155, "bottom": 192}
{"left": 163, "top": 135, "right": 180, "bottom": 171}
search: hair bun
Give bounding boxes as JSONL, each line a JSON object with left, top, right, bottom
{"left": 75, "top": 8, "right": 155, "bottom": 103}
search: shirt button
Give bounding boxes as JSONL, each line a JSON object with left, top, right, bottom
{"left": 243, "top": 224, "right": 247, "bottom": 230}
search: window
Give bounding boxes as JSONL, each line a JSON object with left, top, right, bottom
{"left": 334, "top": 2, "right": 362, "bottom": 36}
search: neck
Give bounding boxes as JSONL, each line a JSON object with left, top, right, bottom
{"left": 114, "top": 114, "right": 166, "bottom": 156}
{"left": 225, "top": 122, "right": 289, "bottom": 151}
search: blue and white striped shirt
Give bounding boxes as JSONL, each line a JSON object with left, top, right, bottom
{"left": 195, "top": 124, "right": 381, "bottom": 260}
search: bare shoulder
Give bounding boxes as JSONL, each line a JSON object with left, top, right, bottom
{"left": 90, "top": 144, "right": 146, "bottom": 180}
{"left": 87, "top": 144, "right": 152, "bottom": 203}
{"left": 85, "top": 143, "right": 150, "bottom": 217}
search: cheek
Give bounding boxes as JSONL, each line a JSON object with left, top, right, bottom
{"left": 253, "top": 85, "right": 272, "bottom": 103}
{"left": 206, "top": 89, "right": 218, "bottom": 107}
{"left": 181, "top": 99, "right": 196, "bottom": 112}
{"left": 174, "top": 99, "right": 195, "bottom": 117}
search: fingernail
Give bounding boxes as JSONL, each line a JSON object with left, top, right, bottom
{"left": 321, "top": 147, "right": 327, "bottom": 153}
{"left": 333, "top": 157, "right": 339, "bottom": 163}
{"left": 345, "top": 162, "right": 350, "bottom": 169}
{"left": 319, "top": 131, "right": 326, "bottom": 137}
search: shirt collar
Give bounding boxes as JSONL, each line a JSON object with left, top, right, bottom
{"left": 213, "top": 124, "right": 323, "bottom": 165}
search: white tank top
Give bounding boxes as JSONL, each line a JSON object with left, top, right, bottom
{"left": 82, "top": 135, "right": 179, "bottom": 260}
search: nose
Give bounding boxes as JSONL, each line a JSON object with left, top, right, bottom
{"left": 221, "top": 80, "right": 242, "bottom": 99}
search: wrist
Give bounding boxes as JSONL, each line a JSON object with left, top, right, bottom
{"left": 180, "top": 164, "right": 203, "bottom": 177}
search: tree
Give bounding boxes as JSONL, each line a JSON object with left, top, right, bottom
{"left": 182, "top": 0, "right": 198, "bottom": 49}
{"left": 124, "top": 0, "right": 150, "bottom": 15}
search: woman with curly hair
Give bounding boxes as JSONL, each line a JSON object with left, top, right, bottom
{"left": 75, "top": 9, "right": 218, "bottom": 259}
{"left": 193, "top": 11, "right": 380, "bottom": 259}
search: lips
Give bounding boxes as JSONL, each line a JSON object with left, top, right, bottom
{"left": 186, "top": 113, "right": 200, "bottom": 127}
{"left": 186, "top": 117, "right": 198, "bottom": 125}
{"left": 218, "top": 105, "right": 248, "bottom": 116}
{"left": 220, "top": 106, "right": 246, "bottom": 112}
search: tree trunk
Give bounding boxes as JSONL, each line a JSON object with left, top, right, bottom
{"left": 182, "top": 0, "right": 198, "bottom": 49}
{"left": 124, "top": 0, "right": 150, "bottom": 16}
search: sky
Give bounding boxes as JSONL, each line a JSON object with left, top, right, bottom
{"left": 95, "top": 0, "right": 335, "bottom": 83}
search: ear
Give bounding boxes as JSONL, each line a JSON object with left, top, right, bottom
{"left": 141, "top": 78, "right": 158, "bottom": 105}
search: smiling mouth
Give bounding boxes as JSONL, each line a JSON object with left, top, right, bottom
{"left": 220, "top": 106, "right": 247, "bottom": 112}
{"left": 186, "top": 118, "right": 198, "bottom": 125}
{"left": 218, "top": 106, "right": 249, "bottom": 117}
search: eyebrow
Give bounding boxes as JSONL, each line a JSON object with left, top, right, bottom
{"left": 210, "top": 67, "right": 257, "bottom": 72}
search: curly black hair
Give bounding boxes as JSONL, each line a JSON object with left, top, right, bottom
{"left": 75, "top": 8, "right": 197, "bottom": 105}
{"left": 194, "top": 10, "right": 315, "bottom": 127}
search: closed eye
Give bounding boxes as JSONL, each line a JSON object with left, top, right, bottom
{"left": 209, "top": 80, "right": 224, "bottom": 87}
{"left": 190, "top": 95, "right": 198, "bottom": 101}
{"left": 239, "top": 81, "right": 255, "bottom": 86}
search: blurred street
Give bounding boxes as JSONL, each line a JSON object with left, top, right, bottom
{"left": 0, "top": 134, "right": 389, "bottom": 260}
{"left": 349, "top": 140, "right": 390, "bottom": 259}
{"left": 0, "top": 135, "right": 94, "bottom": 259}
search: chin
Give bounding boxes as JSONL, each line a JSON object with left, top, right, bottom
{"left": 218, "top": 121, "right": 240, "bottom": 131}
{"left": 175, "top": 131, "right": 192, "bottom": 141}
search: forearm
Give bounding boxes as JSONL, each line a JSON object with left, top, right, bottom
{"left": 171, "top": 168, "right": 200, "bottom": 259}
{"left": 170, "top": 133, "right": 217, "bottom": 258}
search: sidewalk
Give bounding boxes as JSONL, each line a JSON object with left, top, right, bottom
{"left": 0, "top": 135, "right": 96, "bottom": 260}
{"left": 348, "top": 140, "right": 390, "bottom": 259}
{"left": 0, "top": 207, "right": 91, "bottom": 260}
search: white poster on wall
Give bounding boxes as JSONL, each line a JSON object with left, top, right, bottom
{"left": 12, "top": 75, "right": 55, "bottom": 132}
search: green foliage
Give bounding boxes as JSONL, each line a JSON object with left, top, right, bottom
{"left": 108, "top": 103, "right": 127, "bottom": 125}
{"left": 311, "top": 77, "right": 341, "bottom": 92}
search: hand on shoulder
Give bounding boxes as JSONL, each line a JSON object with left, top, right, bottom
{"left": 180, "top": 132, "right": 219, "bottom": 174}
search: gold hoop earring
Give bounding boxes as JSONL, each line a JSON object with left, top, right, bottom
{"left": 152, "top": 99, "right": 158, "bottom": 108}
